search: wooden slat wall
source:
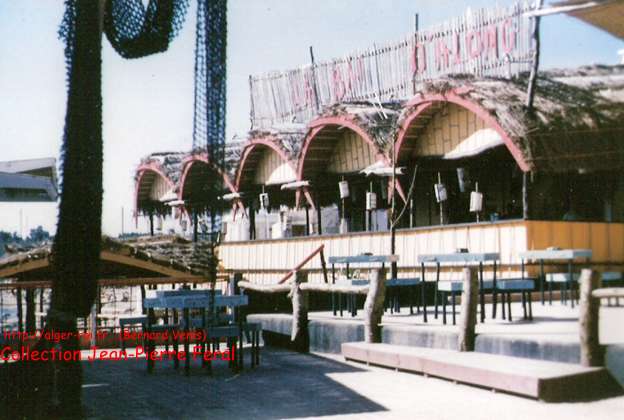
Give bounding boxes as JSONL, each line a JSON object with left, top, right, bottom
{"left": 526, "top": 221, "right": 624, "bottom": 265}
{"left": 414, "top": 103, "right": 489, "bottom": 157}
{"left": 220, "top": 220, "right": 529, "bottom": 284}
{"left": 220, "top": 221, "right": 624, "bottom": 284}
{"left": 327, "top": 131, "right": 377, "bottom": 174}
{"left": 148, "top": 175, "right": 169, "bottom": 201}
{"left": 253, "top": 149, "right": 296, "bottom": 185}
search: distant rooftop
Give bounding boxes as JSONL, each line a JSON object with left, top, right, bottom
{"left": 0, "top": 158, "right": 58, "bottom": 202}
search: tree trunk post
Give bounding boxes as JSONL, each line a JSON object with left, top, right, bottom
{"left": 458, "top": 268, "right": 478, "bottom": 351}
{"left": 579, "top": 269, "right": 604, "bottom": 367}
{"left": 364, "top": 267, "right": 386, "bottom": 343}
{"left": 289, "top": 271, "right": 309, "bottom": 352}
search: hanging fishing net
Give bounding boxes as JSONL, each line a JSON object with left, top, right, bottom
{"left": 55, "top": 0, "right": 226, "bottom": 317}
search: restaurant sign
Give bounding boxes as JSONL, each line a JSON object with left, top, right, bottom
{"left": 249, "top": 1, "right": 535, "bottom": 129}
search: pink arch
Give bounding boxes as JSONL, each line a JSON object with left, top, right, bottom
{"left": 179, "top": 153, "right": 242, "bottom": 218}
{"left": 179, "top": 153, "right": 237, "bottom": 201}
{"left": 297, "top": 116, "right": 405, "bottom": 206}
{"left": 297, "top": 116, "right": 389, "bottom": 181}
{"left": 395, "top": 90, "right": 530, "bottom": 172}
{"left": 235, "top": 137, "right": 295, "bottom": 191}
{"left": 134, "top": 161, "right": 176, "bottom": 217}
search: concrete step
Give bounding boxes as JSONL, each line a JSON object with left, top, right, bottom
{"left": 342, "top": 342, "right": 621, "bottom": 402}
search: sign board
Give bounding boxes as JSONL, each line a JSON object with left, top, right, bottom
{"left": 249, "top": 1, "right": 534, "bottom": 129}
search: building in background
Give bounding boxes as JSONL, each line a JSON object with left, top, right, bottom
{"left": 0, "top": 158, "right": 58, "bottom": 202}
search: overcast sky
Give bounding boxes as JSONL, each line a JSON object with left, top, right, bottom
{"left": 0, "top": 0, "right": 622, "bottom": 237}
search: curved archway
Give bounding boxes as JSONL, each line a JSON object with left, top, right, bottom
{"left": 135, "top": 161, "right": 176, "bottom": 217}
{"left": 296, "top": 116, "right": 399, "bottom": 233}
{"left": 297, "top": 116, "right": 388, "bottom": 182}
{"left": 394, "top": 90, "right": 530, "bottom": 227}
{"left": 395, "top": 91, "right": 529, "bottom": 171}
{"left": 179, "top": 153, "right": 237, "bottom": 206}
{"left": 235, "top": 137, "right": 296, "bottom": 191}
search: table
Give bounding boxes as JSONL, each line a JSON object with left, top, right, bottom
{"left": 417, "top": 252, "right": 500, "bottom": 323}
{"left": 328, "top": 254, "right": 399, "bottom": 317}
{"left": 519, "top": 249, "right": 592, "bottom": 308}
{"left": 143, "top": 293, "right": 249, "bottom": 375}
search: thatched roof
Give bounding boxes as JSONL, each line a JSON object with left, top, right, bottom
{"left": 247, "top": 122, "right": 308, "bottom": 160}
{"left": 315, "top": 101, "right": 404, "bottom": 151}
{"left": 402, "top": 65, "right": 624, "bottom": 172}
{"left": 137, "top": 151, "right": 186, "bottom": 186}
{"left": 0, "top": 236, "right": 218, "bottom": 279}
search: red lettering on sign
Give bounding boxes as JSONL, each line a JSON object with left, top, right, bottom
{"left": 411, "top": 42, "right": 427, "bottom": 75}
{"left": 333, "top": 66, "right": 346, "bottom": 101}
{"left": 453, "top": 33, "right": 462, "bottom": 65}
{"left": 466, "top": 30, "right": 482, "bottom": 59}
{"left": 484, "top": 25, "right": 498, "bottom": 60}
{"left": 501, "top": 18, "right": 516, "bottom": 54}
{"left": 435, "top": 39, "right": 450, "bottom": 71}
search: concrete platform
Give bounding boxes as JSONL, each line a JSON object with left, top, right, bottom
{"left": 342, "top": 342, "right": 619, "bottom": 402}
{"left": 248, "top": 301, "right": 624, "bottom": 386}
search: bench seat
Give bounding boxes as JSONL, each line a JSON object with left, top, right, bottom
{"left": 335, "top": 278, "right": 369, "bottom": 286}
{"left": 437, "top": 280, "right": 494, "bottom": 292}
{"left": 546, "top": 273, "right": 580, "bottom": 283}
{"left": 496, "top": 279, "right": 535, "bottom": 291}
{"left": 601, "top": 272, "right": 622, "bottom": 282}
{"left": 386, "top": 277, "right": 421, "bottom": 287}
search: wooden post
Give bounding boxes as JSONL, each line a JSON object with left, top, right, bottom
{"left": 309, "top": 46, "right": 320, "bottom": 112}
{"left": 522, "top": 171, "right": 528, "bottom": 219}
{"left": 149, "top": 212, "right": 154, "bottom": 236}
{"left": 25, "top": 289, "right": 36, "bottom": 333}
{"left": 364, "top": 267, "right": 386, "bottom": 343}
{"left": 17, "top": 287, "right": 23, "bottom": 332}
{"left": 289, "top": 271, "right": 309, "bottom": 352}
{"left": 526, "top": 0, "right": 543, "bottom": 110}
{"left": 229, "top": 272, "right": 242, "bottom": 296}
{"left": 90, "top": 303, "right": 97, "bottom": 348}
{"left": 579, "top": 269, "right": 604, "bottom": 367}
{"left": 458, "top": 268, "right": 478, "bottom": 352}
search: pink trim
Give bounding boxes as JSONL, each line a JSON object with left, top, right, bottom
{"left": 395, "top": 91, "right": 530, "bottom": 171}
{"left": 235, "top": 137, "right": 295, "bottom": 190}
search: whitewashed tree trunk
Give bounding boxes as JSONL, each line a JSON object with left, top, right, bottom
{"left": 579, "top": 269, "right": 603, "bottom": 367}
{"left": 364, "top": 267, "right": 386, "bottom": 343}
{"left": 458, "top": 268, "right": 478, "bottom": 352}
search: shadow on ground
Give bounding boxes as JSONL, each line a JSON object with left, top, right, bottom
{"left": 81, "top": 346, "right": 386, "bottom": 419}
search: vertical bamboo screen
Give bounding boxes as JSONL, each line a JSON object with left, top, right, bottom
{"left": 249, "top": 1, "right": 534, "bottom": 129}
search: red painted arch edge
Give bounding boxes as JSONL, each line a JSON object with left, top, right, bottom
{"left": 396, "top": 91, "right": 530, "bottom": 172}
{"left": 235, "top": 136, "right": 295, "bottom": 191}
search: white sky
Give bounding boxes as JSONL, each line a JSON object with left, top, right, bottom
{"left": 0, "top": 0, "right": 622, "bottom": 237}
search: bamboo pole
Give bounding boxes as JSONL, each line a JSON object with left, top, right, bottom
{"left": 579, "top": 269, "right": 604, "bottom": 367}
{"left": 526, "top": 0, "right": 543, "bottom": 110}
{"left": 458, "top": 268, "right": 478, "bottom": 351}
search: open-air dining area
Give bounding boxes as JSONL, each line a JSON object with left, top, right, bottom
{"left": 1, "top": 0, "right": 624, "bottom": 418}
